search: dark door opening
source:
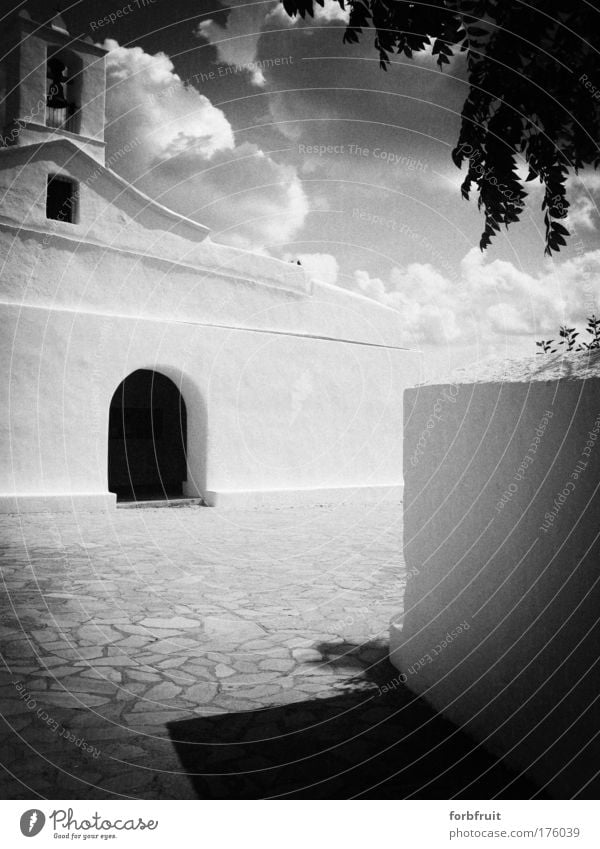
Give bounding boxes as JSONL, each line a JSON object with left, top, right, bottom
{"left": 108, "top": 369, "right": 187, "bottom": 502}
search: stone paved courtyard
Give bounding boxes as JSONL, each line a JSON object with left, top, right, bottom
{"left": 0, "top": 499, "right": 538, "bottom": 799}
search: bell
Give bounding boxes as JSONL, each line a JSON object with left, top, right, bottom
{"left": 46, "top": 57, "right": 69, "bottom": 109}
{"left": 47, "top": 82, "right": 68, "bottom": 109}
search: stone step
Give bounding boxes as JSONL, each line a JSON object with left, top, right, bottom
{"left": 117, "top": 498, "right": 206, "bottom": 510}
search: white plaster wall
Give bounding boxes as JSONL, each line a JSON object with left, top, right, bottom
{"left": 391, "top": 353, "right": 600, "bottom": 798}
{"left": 0, "top": 141, "right": 407, "bottom": 347}
{"left": 0, "top": 135, "right": 418, "bottom": 510}
{"left": 0, "top": 302, "right": 416, "bottom": 509}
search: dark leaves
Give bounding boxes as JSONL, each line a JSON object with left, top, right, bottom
{"left": 277, "top": 0, "right": 600, "bottom": 254}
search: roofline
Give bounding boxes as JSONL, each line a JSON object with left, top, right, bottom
{"left": 23, "top": 139, "right": 313, "bottom": 282}
{"left": 313, "top": 278, "right": 407, "bottom": 318}
{"left": 14, "top": 13, "right": 108, "bottom": 57}
{"left": 0, "top": 137, "right": 211, "bottom": 239}
{"left": 0, "top": 137, "right": 315, "bottom": 287}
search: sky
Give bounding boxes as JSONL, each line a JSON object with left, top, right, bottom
{"left": 23, "top": 0, "right": 600, "bottom": 376}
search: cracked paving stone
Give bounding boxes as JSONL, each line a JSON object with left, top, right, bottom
{"left": 221, "top": 672, "right": 279, "bottom": 687}
{"left": 81, "top": 669, "right": 122, "bottom": 684}
{"left": 285, "top": 638, "right": 319, "bottom": 649}
{"left": 56, "top": 648, "right": 105, "bottom": 661}
{"left": 203, "top": 617, "right": 265, "bottom": 640}
{"left": 115, "top": 636, "right": 155, "bottom": 649}
{"left": 143, "top": 682, "right": 183, "bottom": 701}
{"left": 156, "top": 658, "right": 186, "bottom": 669}
{"left": 234, "top": 684, "right": 282, "bottom": 700}
{"left": 77, "top": 625, "right": 123, "bottom": 644}
{"left": 262, "top": 690, "right": 307, "bottom": 706}
{"left": 34, "top": 656, "right": 75, "bottom": 668}
{"left": 0, "top": 501, "right": 404, "bottom": 798}
{"left": 212, "top": 697, "right": 260, "bottom": 713}
{"left": 117, "top": 624, "right": 155, "bottom": 637}
{"left": 181, "top": 682, "right": 218, "bottom": 703}
{"left": 123, "top": 710, "right": 189, "bottom": 727}
{"left": 146, "top": 639, "right": 200, "bottom": 655}
{"left": 292, "top": 648, "right": 323, "bottom": 663}
{"left": 140, "top": 617, "right": 200, "bottom": 630}
{"left": 34, "top": 691, "right": 111, "bottom": 709}
{"left": 238, "top": 638, "right": 281, "bottom": 651}
{"left": 231, "top": 661, "right": 260, "bottom": 673}
{"left": 35, "top": 667, "right": 81, "bottom": 679}
{"left": 75, "top": 657, "right": 140, "bottom": 667}
{"left": 126, "top": 670, "right": 162, "bottom": 684}
{"left": 101, "top": 743, "right": 149, "bottom": 760}
{"left": 259, "top": 659, "right": 295, "bottom": 672}
{"left": 191, "top": 705, "right": 228, "bottom": 716}
{"left": 50, "top": 678, "right": 117, "bottom": 696}
{"left": 116, "top": 683, "right": 152, "bottom": 700}
{"left": 162, "top": 670, "right": 197, "bottom": 685}
{"left": 215, "top": 664, "right": 235, "bottom": 678}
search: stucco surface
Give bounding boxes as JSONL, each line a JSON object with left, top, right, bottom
{"left": 391, "top": 351, "right": 600, "bottom": 798}
{"left": 1, "top": 303, "right": 415, "bottom": 507}
{"left": 0, "top": 142, "right": 409, "bottom": 347}
{"left": 0, "top": 122, "right": 419, "bottom": 509}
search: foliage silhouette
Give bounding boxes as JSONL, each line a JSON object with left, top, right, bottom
{"left": 280, "top": 0, "right": 600, "bottom": 254}
{"left": 536, "top": 315, "right": 600, "bottom": 353}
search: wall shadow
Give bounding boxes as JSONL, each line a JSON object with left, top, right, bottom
{"left": 168, "top": 641, "right": 542, "bottom": 799}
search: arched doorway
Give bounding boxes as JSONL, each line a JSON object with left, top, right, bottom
{"left": 108, "top": 370, "right": 187, "bottom": 502}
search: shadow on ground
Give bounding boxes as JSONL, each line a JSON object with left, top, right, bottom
{"left": 168, "top": 641, "right": 542, "bottom": 799}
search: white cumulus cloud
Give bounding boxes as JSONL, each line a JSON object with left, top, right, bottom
{"left": 195, "top": 3, "right": 271, "bottom": 87}
{"left": 101, "top": 40, "right": 308, "bottom": 249}
{"left": 351, "top": 247, "right": 600, "bottom": 345}
{"left": 267, "top": 0, "right": 350, "bottom": 25}
{"left": 195, "top": 0, "right": 349, "bottom": 88}
{"left": 103, "top": 39, "right": 234, "bottom": 163}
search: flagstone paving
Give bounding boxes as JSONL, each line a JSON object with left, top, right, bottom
{"left": 0, "top": 497, "right": 408, "bottom": 799}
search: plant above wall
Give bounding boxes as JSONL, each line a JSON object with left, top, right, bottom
{"left": 536, "top": 315, "right": 600, "bottom": 354}
{"left": 280, "top": 0, "right": 600, "bottom": 255}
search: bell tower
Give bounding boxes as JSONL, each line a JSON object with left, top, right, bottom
{"left": 0, "top": 10, "right": 107, "bottom": 165}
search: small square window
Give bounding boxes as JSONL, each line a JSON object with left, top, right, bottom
{"left": 46, "top": 174, "right": 78, "bottom": 223}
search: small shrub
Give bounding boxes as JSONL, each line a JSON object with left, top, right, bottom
{"left": 536, "top": 316, "right": 600, "bottom": 353}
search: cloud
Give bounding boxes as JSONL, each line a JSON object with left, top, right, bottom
{"left": 195, "top": 1, "right": 349, "bottom": 87}
{"left": 267, "top": 0, "right": 350, "bottom": 26}
{"left": 351, "top": 247, "right": 600, "bottom": 345}
{"left": 101, "top": 40, "right": 308, "bottom": 249}
{"left": 103, "top": 39, "right": 235, "bottom": 164}
{"left": 566, "top": 195, "right": 598, "bottom": 231}
{"left": 564, "top": 174, "right": 600, "bottom": 232}
{"left": 150, "top": 141, "right": 309, "bottom": 249}
{"left": 195, "top": 3, "right": 271, "bottom": 87}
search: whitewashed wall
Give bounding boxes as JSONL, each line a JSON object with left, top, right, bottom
{"left": 0, "top": 141, "right": 419, "bottom": 511}
{"left": 391, "top": 353, "right": 600, "bottom": 798}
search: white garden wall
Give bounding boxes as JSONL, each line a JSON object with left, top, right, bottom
{"left": 391, "top": 353, "right": 600, "bottom": 798}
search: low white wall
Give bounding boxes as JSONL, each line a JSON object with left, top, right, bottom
{"left": 391, "top": 353, "right": 600, "bottom": 798}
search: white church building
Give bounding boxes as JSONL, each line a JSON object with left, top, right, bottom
{"left": 0, "top": 10, "right": 416, "bottom": 512}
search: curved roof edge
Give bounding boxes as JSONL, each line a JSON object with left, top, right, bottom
{"left": 0, "top": 138, "right": 313, "bottom": 292}
{"left": 0, "top": 138, "right": 211, "bottom": 240}
{"left": 313, "top": 279, "right": 403, "bottom": 316}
